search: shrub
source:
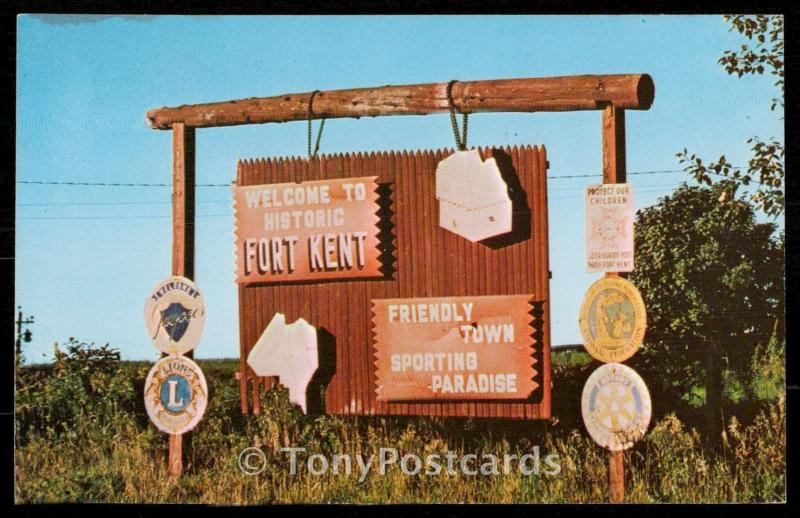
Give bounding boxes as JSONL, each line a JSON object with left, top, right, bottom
{"left": 15, "top": 338, "right": 137, "bottom": 444}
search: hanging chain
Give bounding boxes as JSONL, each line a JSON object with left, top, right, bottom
{"left": 446, "top": 80, "right": 468, "bottom": 151}
{"left": 307, "top": 90, "right": 326, "bottom": 160}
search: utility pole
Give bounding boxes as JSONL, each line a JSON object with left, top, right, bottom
{"left": 15, "top": 306, "right": 35, "bottom": 365}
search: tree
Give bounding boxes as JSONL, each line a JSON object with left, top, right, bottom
{"left": 630, "top": 181, "right": 783, "bottom": 442}
{"left": 676, "top": 15, "right": 784, "bottom": 217}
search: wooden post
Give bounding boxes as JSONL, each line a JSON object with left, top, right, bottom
{"left": 172, "top": 122, "right": 195, "bottom": 280}
{"left": 602, "top": 105, "right": 626, "bottom": 185}
{"left": 609, "top": 450, "right": 625, "bottom": 503}
{"left": 169, "top": 122, "right": 196, "bottom": 477}
{"left": 168, "top": 434, "right": 183, "bottom": 478}
{"left": 602, "top": 104, "right": 627, "bottom": 503}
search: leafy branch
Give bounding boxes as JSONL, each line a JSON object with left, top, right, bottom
{"left": 676, "top": 136, "right": 784, "bottom": 217}
{"left": 718, "top": 15, "right": 784, "bottom": 111}
{"left": 678, "top": 15, "right": 784, "bottom": 218}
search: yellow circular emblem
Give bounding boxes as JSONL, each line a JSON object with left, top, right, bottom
{"left": 581, "top": 363, "right": 652, "bottom": 451}
{"left": 578, "top": 276, "right": 646, "bottom": 363}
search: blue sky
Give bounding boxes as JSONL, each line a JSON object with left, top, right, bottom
{"left": 16, "top": 15, "right": 783, "bottom": 363}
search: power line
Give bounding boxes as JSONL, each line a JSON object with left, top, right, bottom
{"left": 18, "top": 182, "right": 682, "bottom": 205}
{"left": 17, "top": 169, "right": 686, "bottom": 188}
{"left": 17, "top": 168, "right": 750, "bottom": 187}
{"left": 547, "top": 168, "right": 686, "bottom": 179}
{"left": 17, "top": 180, "right": 230, "bottom": 187}
{"left": 18, "top": 214, "right": 231, "bottom": 221}
{"left": 16, "top": 186, "right": 681, "bottom": 220}
{"left": 19, "top": 200, "right": 231, "bottom": 207}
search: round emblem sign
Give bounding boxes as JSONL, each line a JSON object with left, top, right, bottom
{"left": 578, "top": 276, "right": 646, "bottom": 363}
{"left": 144, "top": 276, "right": 206, "bottom": 355}
{"left": 144, "top": 355, "right": 208, "bottom": 435}
{"left": 581, "top": 363, "right": 651, "bottom": 451}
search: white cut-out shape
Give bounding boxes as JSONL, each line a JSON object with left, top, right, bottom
{"left": 435, "top": 149, "right": 513, "bottom": 242}
{"left": 246, "top": 313, "right": 319, "bottom": 413}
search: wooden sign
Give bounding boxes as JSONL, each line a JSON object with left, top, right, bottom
{"left": 236, "top": 146, "right": 551, "bottom": 419}
{"left": 144, "top": 355, "right": 208, "bottom": 435}
{"left": 373, "top": 295, "right": 538, "bottom": 401}
{"left": 233, "top": 176, "right": 382, "bottom": 285}
{"left": 581, "top": 362, "right": 651, "bottom": 451}
{"left": 435, "top": 150, "right": 512, "bottom": 242}
{"left": 144, "top": 276, "right": 206, "bottom": 355}
{"left": 579, "top": 276, "right": 646, "bottom": 363}
{"left": 585, "top": 183, "right": 634, "bottom": 272}
{"left": 246, "top": 313, "right": 318, "bottom": 414}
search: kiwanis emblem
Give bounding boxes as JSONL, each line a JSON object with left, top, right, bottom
{"left": 144, "top": 355, "right": 208, "bottom": 435}
{"left": 144, "top": 276, "right": 206, "bottom": 355}
{"left": 578, "top": 276, "right": 646, "bottom": 363}
{"left": 581, "top": 363, "right": 651, "bottom": 451}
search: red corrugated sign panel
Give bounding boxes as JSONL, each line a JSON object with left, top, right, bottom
{"left": 236, "top": 146, "right": 551, "bottom": 419}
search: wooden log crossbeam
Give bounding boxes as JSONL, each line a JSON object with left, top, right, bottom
{"left": 146, "top": 74, "right": 654, "bottom": 129}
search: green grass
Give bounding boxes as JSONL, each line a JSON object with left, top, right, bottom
{"left": 15, "top": 346, "right": 786, "bottom": 504}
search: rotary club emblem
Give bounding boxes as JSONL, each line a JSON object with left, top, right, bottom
{"left": 578, "top": 276, "right": 646, "bottom": 363}
{"left": 144, "top": 355, "right": 208, "bottom": 435}
{"left": 581, "top": 363, "right": 651, "bottom": 451}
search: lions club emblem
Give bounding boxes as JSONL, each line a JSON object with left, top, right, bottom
{"left": 144, "top": 355, "right": 208, "bottom": 435}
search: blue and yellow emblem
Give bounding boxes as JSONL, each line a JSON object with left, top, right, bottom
{"left": 581, "top": 363, "right": 651, "bottom": 451}
{"left": 579, "top": 276, "right": 646, "bottom": 363}
{"left": 144, "top": 355, "right": 208, "bottom": 435}
{"left": 144, "top": 276, "right": 206, "bottom": 355}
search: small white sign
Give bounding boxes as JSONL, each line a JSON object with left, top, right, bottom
{"left": 585, "top": 183, "right": 634, "bottom": 272}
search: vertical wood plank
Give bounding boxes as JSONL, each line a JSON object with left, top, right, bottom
{"left": 353, "top": 153, "right": 366, "bottom": 415}
{"left": 332, "top": 153, "right": 345, "bottom": 414}
{"left": 237, "top": 161, "right": 250, "bottom": 415}
{"left": 539, "top": 146, "right": 552, "bottom": 418}
{"left": 525, "top": 145, "right": 539, "bottom": 420}
{"left": 250, "top": 163, "right": 263, "bottom": 416}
